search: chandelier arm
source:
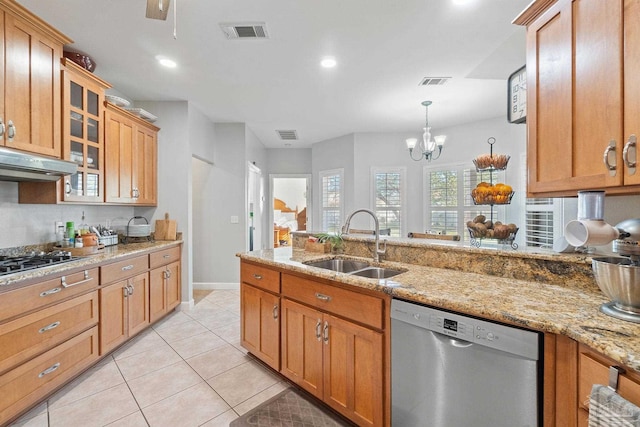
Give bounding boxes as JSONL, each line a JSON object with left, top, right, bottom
{"left": 408, "top": 148, "right": 426, "bottom": 162}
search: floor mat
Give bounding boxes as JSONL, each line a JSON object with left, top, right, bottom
{"left": 229, "top": 388, "right": 351, "bottom": 427}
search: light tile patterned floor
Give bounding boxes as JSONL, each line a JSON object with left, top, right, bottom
{"left": 10, "top": 290, "right": 290, "bottom": 427}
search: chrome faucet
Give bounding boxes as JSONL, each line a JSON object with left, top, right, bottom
{"left": 341, "top": 209, "right": 387, "bottom": 262}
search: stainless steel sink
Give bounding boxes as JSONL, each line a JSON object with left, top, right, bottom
{"left": 349, "top": 266, "right": 403, "bottom": 279}
{"left": 304, "top": 258, "right": 370, "bottom": 273}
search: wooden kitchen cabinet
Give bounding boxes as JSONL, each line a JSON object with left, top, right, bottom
{"left": 280, "top": 273, "right": 386, "bottom": 427}
{"left": 518, "top": 0, "right": 640, "bottom": 196}
{"left": 99, "top": 255, "right": 150, "bottom": 355}
{"left": 19, "top": 59, "right": 111, "bottom": 204}
{"left": 0, "top": 0, "right": 71, "bottom": 157}
{"left": 149, "top": 246, "right": 182, "bottom": 323}
{"left": 104, "top": 103, "right": 159, "bottom": 205}
{"left": 240, "top": 260, "right": 281, "bottom": 371}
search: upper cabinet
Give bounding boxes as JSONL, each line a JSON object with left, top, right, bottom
{"left": 104, "top": 103, "right": 158, "bottom": 206}
{"left": 517, "top": 0, "right": 640, "bottom": 196}
{"left": 0, "top": 0, "right": 71, "bottom": 157}
{"left": 61, "top": 59, "right": 111, "bottom": 202}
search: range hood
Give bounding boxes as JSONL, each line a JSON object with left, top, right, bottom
{"left": 0, "top": 147, "right": 77, "bottom": 182}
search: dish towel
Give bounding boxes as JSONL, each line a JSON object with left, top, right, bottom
{"left": 590, "top": 384, "right": 640, "bottom": 427}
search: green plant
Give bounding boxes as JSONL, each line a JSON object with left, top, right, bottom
{"left": 314, "top": 232, "right": 344, "bottom": 252}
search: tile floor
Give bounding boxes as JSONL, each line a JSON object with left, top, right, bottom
{"left": 10, "top": 289, "right": 291, "bottom": 427}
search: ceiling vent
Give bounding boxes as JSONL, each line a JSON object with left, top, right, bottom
{"left": 220, "top": 22, "right": 269, "bottom": 39}
{"left": 276, "top": 130, "right": 298, "bottom": 141}
{"left": 419, "top": 77, "right": 451, "bottom": 86}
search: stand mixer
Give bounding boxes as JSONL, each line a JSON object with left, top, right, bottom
{"left": 591, "top": 218, "right": 640, "bottom": 322}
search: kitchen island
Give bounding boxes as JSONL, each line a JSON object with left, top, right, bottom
{"left": 238, "top": 234, "right": 640, "bottom": 426}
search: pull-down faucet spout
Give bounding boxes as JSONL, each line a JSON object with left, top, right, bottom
{"left": 341, "top": 209, "right": 387, "bottom": 262}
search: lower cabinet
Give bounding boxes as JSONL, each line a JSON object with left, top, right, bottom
{"left": 281, "top": 298, "right": 384, "bottom": 427}
{"left": 149, "top": 260, "right": 181, "bottom": 323}
{"left": 240, "top": 282, "right": 280, "bottom": 371}
{"left": 99, "top": 272, "right": 150, "bottom": 355}
{"left": 0, "top": 326, "right": 99, "bottom": 425}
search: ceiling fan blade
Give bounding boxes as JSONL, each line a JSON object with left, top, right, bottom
{"left": 146, "top": 0, "right": 170, "bottom": 20}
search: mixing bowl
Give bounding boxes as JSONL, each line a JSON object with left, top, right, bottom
{"left": 592, "top": 256, "right": 640, "bottom": 313}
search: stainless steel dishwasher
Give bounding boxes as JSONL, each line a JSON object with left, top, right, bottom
{"left": 391, "top": 299, "right": 542, "bottom": 427}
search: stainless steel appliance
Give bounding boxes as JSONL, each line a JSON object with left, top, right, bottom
{"left": 391, "top": 299, "right": 541, "bottom": 427}
{"left": 0, "top": 251, "right": 76, "bottom": 277}
{"left": 0, "top": 147, "right": 77, "bottom": 182}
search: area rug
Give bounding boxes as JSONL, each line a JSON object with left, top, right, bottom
{"left": 230, "top": 388, "right": 351, "bottom": 427}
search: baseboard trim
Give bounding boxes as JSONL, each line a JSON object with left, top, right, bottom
{"left": 194, "top": 282, "right": 239, "bottom": 290}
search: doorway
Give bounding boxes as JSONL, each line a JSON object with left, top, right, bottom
{"left": 248, "top": 163, "right": 263, "bottom": 251}
{"left": 270, "top": 174, "right": 311, "bottom": 248}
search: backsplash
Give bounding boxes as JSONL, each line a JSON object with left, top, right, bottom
{"left": 0, "top": 182, "right": 134, "bottom": 249}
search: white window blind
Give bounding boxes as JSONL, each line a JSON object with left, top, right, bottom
{"left": 372, "top": 168, "right": 405, "bottom": 237}
{"left": 525, "top": 198, "right": 555, "bottom": 248}
{"left": 319, "top": 169, "right": 343, "bottom": 234}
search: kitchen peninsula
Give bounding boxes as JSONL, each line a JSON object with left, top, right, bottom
{"left": 238, "top": 232, "right": 640, "bottom": 426}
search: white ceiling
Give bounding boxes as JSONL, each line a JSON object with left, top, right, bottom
{"left": 17, "top": 0, "right": 529, "bottom": 148}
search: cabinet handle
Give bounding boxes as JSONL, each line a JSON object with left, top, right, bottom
{"left": 253, "top": 274, "right": 263, "bottom": 280}
{"left": 315, "top": 292, "right": 332, "bottom": 302}
{"left": 315, "top": 319, "right": 322, "bottom": 341}
{"left": 603, "top": 139, "right": 617, "bottom": 176}
{"left": 323, "top": 321, "right": 329, "bottom": 344}
{"left": 38, "top": 321, "right": 61, "bottom": 334}
{"left": 273, "top": 304, "right": 278, "bottom": 320}
{"left": 121, "top": 265, "right": 134, "bottom": 271}
{"left": 65, "top": 181, "right": 72, "bottom": 195}
{"left": 163, "top": 254, "right": 171, "bottom": 258}
{"left": 165, "top": 267, "right": 171, "bottom": 279}
{"left": 0, "top": 119, "right": 4, "bottom": 137}
{"left": 38, "top": 362, "right": 60, "bottom": 378}
{"left": 623, "top": 135, "right": 637, "bottom": 176}
{"left": 40, "top": 287, "right": 62, "bottom": 297}
{"left": 61, "top": 271, "right": 93, "bottom": 288}
{"left": 123, "top": 286, "right": 129, "bottom": 298}
{"left": 6, "top": 120, "right": 15, "bottom": 141}
{"left": 128, "top": 284, "right": 134, "bottom": 295}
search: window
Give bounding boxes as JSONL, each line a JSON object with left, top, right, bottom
{"left": 319, "top": 169, "right": 343, "bottom": 234}
{"left": 525, "top": 198, "right": 558, "bottom": 248}
{"left": 425, "top": 164, "right": 506, "bottom": 243}
{"left": 372, "top": 168, "right": 405, "bottom": 237}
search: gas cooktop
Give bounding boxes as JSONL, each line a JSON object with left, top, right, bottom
{"left": 0, "top": 251, "right": 77, "bottom": 277}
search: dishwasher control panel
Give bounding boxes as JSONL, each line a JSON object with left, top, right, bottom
{"left": 391, "top": 299, "right": 540, "bottom": 360}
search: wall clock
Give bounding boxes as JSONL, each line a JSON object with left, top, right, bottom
{"left": 508, "top": 65, "right": 526, "bottom": 124}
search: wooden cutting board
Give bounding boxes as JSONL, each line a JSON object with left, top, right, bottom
{"left": 155, "top": 213, "right": 177, "bottom": 240}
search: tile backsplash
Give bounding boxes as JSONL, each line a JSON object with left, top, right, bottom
{"left": 0, "top": 182, "right": 134, "bottom": 248}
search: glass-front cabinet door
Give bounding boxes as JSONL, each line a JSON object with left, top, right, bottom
{"left": 61, "top": 58, "right": 111, "bottom": 202}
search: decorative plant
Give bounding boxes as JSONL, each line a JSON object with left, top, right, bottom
{"left": 314, "top": 232, "right": 345, "bottom": 253}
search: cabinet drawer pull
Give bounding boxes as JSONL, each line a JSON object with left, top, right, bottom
{"left": 0, "top": 119, "right": 4, "bottom": 137}
{"left": 315, "top": 319, "right": 322, "bottom": 341}
{"left": 253, "top": 274, "right": 263, "bottom": 280}
{"left": 65, "top": 181, "right": 72, "bottom": 195}
{"left": 38, "top": 362, "right": 60, "bottom": 378}
{"left": 121, "top": 265, "right": 134, "bottom": 271}
{"left": 603, "top": 139, "right": 617, "bottom": 176}
{"left": 323, "top": 321, "right": 329, "bottom": 344}
{"left": 40, "top": 287, "right": 62, "bottom": 297}
{"left": 61, "top": 271, "right": 93, "bottom": 288}
{"left": 273, "top": 304, "right": 279, "bottom": 320}
{"left": 315, "top": 293, "right": 332, "bottom": 302}
{"left": 6, "top": 120, "right": 15, "bottom": 141}
{"left": 39, "top": 321, "right": 61, "bottom": 334}
{"left": 623, "top": 135, "right": 637, "bottom": 175}
{"left": 163, "top": 254, "right": 171, "bottom": 258}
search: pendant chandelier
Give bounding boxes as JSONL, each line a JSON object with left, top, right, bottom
{"left": 406, "top": 101, "right": 446, "bottom": 162}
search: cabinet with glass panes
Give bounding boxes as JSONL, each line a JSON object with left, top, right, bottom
{"left": 62, "top": 58, "right": 111, "bottom": 202}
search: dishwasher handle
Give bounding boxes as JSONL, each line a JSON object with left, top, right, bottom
{"left": 431, "top": 329, "right": 474, "bottom": 348}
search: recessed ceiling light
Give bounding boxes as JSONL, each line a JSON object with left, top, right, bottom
{"left": 321, "top": 57, "right": 337, "bottom": 68}
{"left": 156, "top": 56, "right": 177, "bottom": 68}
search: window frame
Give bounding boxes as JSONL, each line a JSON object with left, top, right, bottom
{"left": 318, "top": 168, "right": 344, "bottom": 234}
{"left": 371, "top": 166, "right": 406, "bottom": 237}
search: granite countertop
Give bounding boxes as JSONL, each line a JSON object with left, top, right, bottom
{"left": 238, "top": 247, "right": 640, "bottom": 372}
{"left": 0, "top": 240, "right": 182, "bottom": 290}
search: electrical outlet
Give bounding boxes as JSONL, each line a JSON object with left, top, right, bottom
{"left": 55, "top": 221, "right": 64, "bottom": 234}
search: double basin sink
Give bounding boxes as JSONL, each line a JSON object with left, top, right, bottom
{"left": 304, "top": 258, "right": 404, "bottom": 279}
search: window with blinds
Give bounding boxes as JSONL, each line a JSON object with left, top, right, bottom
{"left": 525, "top": 198, "right": 555, "bottom": 248}
{"left": 373, "top": 168, "right": 405, "bottom": 237}
{"left": 320, "top": 169, "right": 343, "bottom": 234}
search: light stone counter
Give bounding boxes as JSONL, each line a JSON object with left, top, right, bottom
{"left": 0, "top": 241, "right": 182, "bottom": 291}
{"left": 238, "top": 245, "right": 640, "bottom": 373}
